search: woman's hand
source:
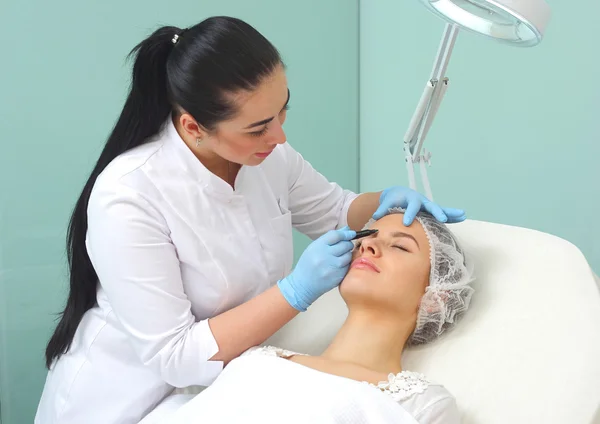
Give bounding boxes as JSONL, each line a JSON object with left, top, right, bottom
{"left": 372, "top": 186, "right": 466, "bottom": 226}
{"left": 277, "top": 227, "right": 356, "bottom": 312}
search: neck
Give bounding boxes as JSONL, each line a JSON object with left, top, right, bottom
{"left": 321, "top": 309, "right": 412, "bottom": 375}
{"left": 173, "top": 118, "right": 238, "bottom": 186}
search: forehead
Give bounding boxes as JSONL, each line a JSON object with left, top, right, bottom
{"left": 225, "top": 66, "right": 288, "bottom": 124}
{"left": 371, "top": 214, "right": 429, "bottom": 246}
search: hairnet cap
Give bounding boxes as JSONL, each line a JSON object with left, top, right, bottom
{"left": 363, "top": 208, "right": 475, "bottom": 345}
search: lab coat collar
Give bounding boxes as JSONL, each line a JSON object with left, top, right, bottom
{"left": 163, "top": 118, "right": 243, "bottom": 198}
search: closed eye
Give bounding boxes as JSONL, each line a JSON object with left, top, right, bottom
{"left": 249, "top": 126, "right": 269, "bottom": 137}
{"left": 248, "top": 104, "right": 290, "bottom": 137}
{"left": 354, "top": 241, "right": 409, "bottom": 253}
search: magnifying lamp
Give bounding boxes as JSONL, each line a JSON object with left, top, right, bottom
{"left": 404, "top": 0, "right": 551, "bottom": 200}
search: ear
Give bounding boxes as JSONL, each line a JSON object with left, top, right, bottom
{"left": 178, "top": 113, "right": 209, "bottom": 140}
{"left": 421, "top": 290, "right": 449, "bottom": 314}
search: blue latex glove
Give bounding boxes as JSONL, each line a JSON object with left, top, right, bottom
{"left": 278, "top": 227, "right": 356, "bottom": 312}
{"left": 372, "top": 186, "right": 466, "bottom": 226}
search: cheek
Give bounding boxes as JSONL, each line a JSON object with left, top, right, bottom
{"left": 340, "top": 255, "right": 431, "bottom": 312}
{"left": 217, "top": 135, "right": 260, "bottom": 158}
{"left": 383, "top": 261, "right": 430, "bottom": 307}
{"left": 236, "top": 139, "right": 261, "bottom": 156}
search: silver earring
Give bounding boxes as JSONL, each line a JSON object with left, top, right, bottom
{"left": 196, "top": 137, "right": 202, "bottom": 148}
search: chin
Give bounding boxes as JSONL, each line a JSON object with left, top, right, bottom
{"left": 242, "top": 157, "right": 261, "bottom": 166}
{"left": 340, "top": 272, "right": 412, "bottom": 314}
{"left": 339, "top": 272, "right": 382, "bottom": 305}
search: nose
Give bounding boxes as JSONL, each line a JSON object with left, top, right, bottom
{"left": 268, "top": 116, "right": 287, "bottom": 146}
{"left": 359, "top": 237, "right": 381, "bottom": 258}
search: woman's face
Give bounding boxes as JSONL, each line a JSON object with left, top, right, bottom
{"left": 203, "top": 65, "right": 290, "bottom": 166}
{"left": 340, "top": 213, "right": 432, "bottom": 320}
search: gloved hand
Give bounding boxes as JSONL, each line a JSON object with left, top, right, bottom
{"left": 278, "top": 227, "right": 356, "bottom": 312}
{"left": 372, "top": 186, "right": 466, "bottom": 226}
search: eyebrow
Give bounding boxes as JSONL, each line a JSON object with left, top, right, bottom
{"left": 390, "top": 231, "right": 420, "bottom": 248}
{"left": 244, "top": 89, "right": 291, "bottom": 129}
{"left": 372, "top": 230, "right": 420, "bottom": 249}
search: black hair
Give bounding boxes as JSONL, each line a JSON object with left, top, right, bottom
{"left": 45, "top": 16, "right": 282, "bottom": 368}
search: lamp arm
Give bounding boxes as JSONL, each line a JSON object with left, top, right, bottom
{"left": 403, "top": 23, "right": 459, "bottom": 197}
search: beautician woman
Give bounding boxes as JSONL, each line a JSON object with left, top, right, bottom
{"left": 35, "top": 16, "right": 465, "bottom": 424}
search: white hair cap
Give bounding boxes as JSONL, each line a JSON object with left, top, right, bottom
{"left": 363, "top": 208, "right": 475, "bottom": 345}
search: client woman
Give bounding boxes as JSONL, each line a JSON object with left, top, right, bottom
{"left": 169, "top": 209, "right": 475, "bottom": 423}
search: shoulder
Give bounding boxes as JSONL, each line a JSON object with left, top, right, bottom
{"left": 88, "top": 140, "right": 168, "bottom": 223}
{"left": 371, "top": 371, "right": 460, "bottom": 422}
{"left": 415, "top": 384, "right": 457, "bottom": 409}
{"left": 259, "top": 142, "right": 306, "bottom": 173}
{"left": 273, "top": 141, "right": 299, "bottom": 160}
{"left": 94, "top": 139, "right": 165, "bottom": 193}
{"left": 398, "top": 380, "right": 460, "bottom": 424}
{"left": 240, "top": 345, "right": 305, "bottom": 359}
{"left": 254, "top": 143, "right": 303, "bottom": 196}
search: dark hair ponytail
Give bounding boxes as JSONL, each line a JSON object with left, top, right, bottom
{"left": 45, "top": 17, "right": 282, "bottom": 368}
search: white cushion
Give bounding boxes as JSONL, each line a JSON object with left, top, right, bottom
{"left": 266, "top": 220, "right": 600, "bottom": 424}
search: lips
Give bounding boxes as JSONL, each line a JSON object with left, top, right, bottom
{"left": 255, "top": 149, "right": 275, "bottom": 158}
{"left": 350, "top": 257, "right": 380, "bottom": 273}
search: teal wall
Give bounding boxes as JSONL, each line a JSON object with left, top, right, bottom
{"left": 360, "top": 1, "right": 598, "bottom": 273}
{"left": 0, "top": 1, "right": 358, "bottom": 422}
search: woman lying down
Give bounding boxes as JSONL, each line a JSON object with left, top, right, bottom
{"left": 169, "top": 209, "right": 475, "bottom": 423}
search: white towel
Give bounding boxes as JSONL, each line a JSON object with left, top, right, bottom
{"left": 167, "top": 354, "right": 418, "bottom": 424}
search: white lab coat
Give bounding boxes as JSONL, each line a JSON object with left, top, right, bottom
{"left": 168, "top": 347, "right": 460, "bottom": 424}
{"left": 35, "top": 119, "right": 358, "bottom": 424}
